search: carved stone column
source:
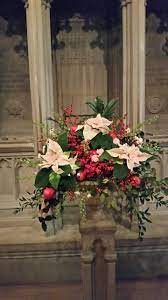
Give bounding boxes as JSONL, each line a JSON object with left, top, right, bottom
{"left": 24, "top": 0, "right": 54, "bottom": 151}
{"left": 80, "top": 201, "right": 117, "bottom": 300}
{"left": 121, "top": 0, "right": 146, "bottom": 126}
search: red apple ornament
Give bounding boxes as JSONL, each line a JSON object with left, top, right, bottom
{"left": 76, "top": 170, "right": 87, "bottom": 182}
{"left": 43, "top": 187, "right": 56, "bottom": 200}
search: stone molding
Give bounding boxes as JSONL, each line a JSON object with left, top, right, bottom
{"left": 0, "top": 228, "right": 168, "bottom": 284}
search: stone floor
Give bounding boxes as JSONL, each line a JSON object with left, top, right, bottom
{"left": 0, "top": 279, "right": 168, "bottom": 300}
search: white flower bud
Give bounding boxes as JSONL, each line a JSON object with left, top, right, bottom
{"left": 126, "top": 128, "right": 131, "bottom": 134}
{"left": 87, "top": 193, "right": 92, "bottom": 198}
{"left": 134, "top": 136, "right": 143, "bottom": 145}
{"left": 75, "top": 191, "right": 81, "bottom": 196}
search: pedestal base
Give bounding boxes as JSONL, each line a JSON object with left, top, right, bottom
{"left": 80, "top": 201, "right": 117, "bottom": 300}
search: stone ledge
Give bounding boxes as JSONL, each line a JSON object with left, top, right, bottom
{"left": 0, "top": 220, "right": 168, "bottom": 284}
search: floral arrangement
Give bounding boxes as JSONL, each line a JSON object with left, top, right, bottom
{"left": 16, "top": 97, "right": 168, "bottom": 240}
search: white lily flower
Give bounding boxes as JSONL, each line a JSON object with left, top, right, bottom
{"left": 107, "top": 144, "right": 151, "bottom": 171}
{"left": 125, "top": 127, "right": 131, "bottom": 134}
{"left": 76, "top": 114, "right": 112, "bottom": 141}
{"left": 134, "top": 136, "right": 143, "bottom": 145}
{"left": 74, "top": 191, "right": 81, "bottom": 196}
{"left": 113, "top": 138, "right": 121, "bottom": 146}
{"left": 39, "top": 139, "right": 76, "bottom": 174}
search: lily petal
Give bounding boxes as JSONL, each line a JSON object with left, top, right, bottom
{"left": 83, "top": 124, "right": 99, "bottom": 141}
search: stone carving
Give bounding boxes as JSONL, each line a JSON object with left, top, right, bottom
{"left": 0, "top": 155, "right": 35, "bottom": 209}
{"left": 23, "top": 0, "right": 53, "bottom": 9}
{"left": 0, "top": 16, "right": 26, "bottom": 59}
{"left": 146, "top": 14, "right": 168, "bottom": 57}
{"left": 0, "top": 17, "right": 10, "bottom": 58}
{"left": 22, "top": 0, "right": 29, "bottom": 9}
{"left": 146, "top": 14, "right": 160, "bottom": 33}
{"left": 146, "top": 96, "right": 167, "bottom": 114}
{"left": 0, "top": 16, "right": 32, "bottom": 138}
{"left": 0, "top": 158, "right": 11, "bottom": 169}
{"left": 56, "top": 15, "right": 108, "bottom": 65}
{"left": 41, "top": 0, "right": 53, "bottom": 9}
{"left": 53, "top": 14, "right": 122, "bottom": 116}
{"left": 4, "top": 100, "right": 25, "bottom": 119}
{"left": 0, "top": 17, "right": 8, "bottom": 34}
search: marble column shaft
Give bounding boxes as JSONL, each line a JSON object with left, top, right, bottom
{"left": 24, "top": 0, "right": 54, "bottom": 151}
{"left": 121, "top": 0, "right": 146, "bottom": 127}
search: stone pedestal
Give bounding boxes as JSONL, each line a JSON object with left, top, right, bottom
{"left": 80, "top": 200, "right": 117, "bottom": 300}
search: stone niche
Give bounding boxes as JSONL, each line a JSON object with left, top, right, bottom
{"left": 0, "top": 16, "right": 32, "bottom": 142}
{"left": 145, "top": 13, "right": 168, "bottom": 136}
{"left": 52, "top": 14, "right": 122, "bottom": 115}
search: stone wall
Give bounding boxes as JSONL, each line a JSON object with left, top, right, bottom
{"left": 0, "top": 16, "right": 32, "bottom": 142}
{"left": 0, "top": 15, "right": 34, "bottom": 220}
{"left": 0, "top": 12, "right": 168, "bottom": 141}
{"left": 145, "top": 14, "right": 168, "bottom": 135}
{"left": 52, "top": 15, "right": 122, "bottom": 115}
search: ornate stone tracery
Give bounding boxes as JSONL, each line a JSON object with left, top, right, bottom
{"left": 22, "top": 0, "right": 29, "bottom": 9}
{"left": 41, "top": 0, "right": 53, "bottom": 9}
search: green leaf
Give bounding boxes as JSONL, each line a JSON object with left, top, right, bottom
{"left": 100, "top": 151, "right": 112, "bottom": 161}
{"left": 86, "top": 102, "right": 98, "bottom": 113}
{"left": 42, "top": 222, "right": 47, "bottom": 232}
{"left": 59, "top": 175, "right": 76, "bottom": 191}
{"left": 102, "top": 99, "right": 118, "bottom": 118}
{"left": 143, "top": 216, "right": 152, "bottom": 223}
{"left": 113, "top": 163, "right": 128, "bottom": 179}
{"left": 86, "top": 96, "right": 105, "bottom": 115}
{"left": 35, "top": 168, "right": 51, "bottom": 188}
{"left": 58, "top": 131, "right": 68, "bottom": 151}
{"left": 76, "top": 128, "right": 84, "bottom": 139}
{"left": 110, "top": 199, "right": 119, "bottom": 210}
{"left": 86, "top": 97, "right": 118, "bottom": 118}
{"left": 61, "top": 165, "right": 72, "bottom": 175}
{"left": 49, "top": 172, "right": 61, "bottom": 189}
{"left": 113, "top": 158, "right": 123, "bottom": 165}
{"left": 164, "top": 177, "right": 168, "bottom": 183}
{"left": 45, "top": 215, "right": 53, "bottom": 221}
{"left": 91, "top": 133, "right": 114, "bottom": 150}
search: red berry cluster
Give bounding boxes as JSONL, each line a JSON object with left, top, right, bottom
{"left": 76, "top": 152, "right": 114, "bottom": 181}
{"left": 109, "top": 117, "right": 129, "bottom": 140}
{"left": 64, "top": 106, "right": 79, "bottom": 128}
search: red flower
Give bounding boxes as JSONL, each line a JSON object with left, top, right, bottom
{"left": 70, "top": 125, "right": 78, "bottom": 134}
{"left": 85, "top": 163, "right": 97, "bottom": 177}
{"left": 64, "top": 105, "right": 73, "bottom": 116}
{"left": 130, "top": 175, "right": 141, "bottom": 188}
{"left": 109, "top": 131, "right": 117, "bottom": 139}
